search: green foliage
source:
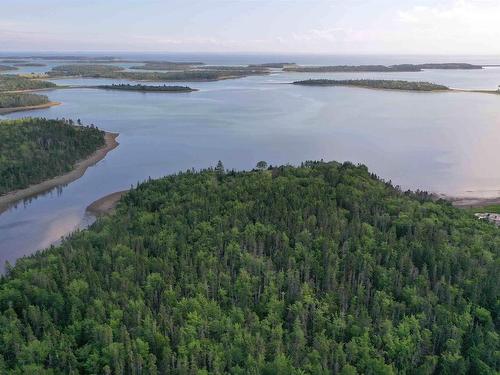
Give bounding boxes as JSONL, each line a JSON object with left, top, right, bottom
{"left": 0, "top": 118, "right": 105, "bottom": 194}
{"left": 0, "top": 93, "right": 49, "bottom": 108}
{"left": 0, "top": 75, "right": 56, "bottom": 92}
{"left": 48, "top": 65, "right": 268, "bottom": 81}
{"left": 48, "top": 64, "right": 124, "bottom": 77}
{"left": 0, "top": 161, "right": 498, "bottom": 374}
{"left": 97, "top": 84, "right": 195, "bottom": 92}
{"left": 293, "top": 79, "right": 449, "bottom": 91}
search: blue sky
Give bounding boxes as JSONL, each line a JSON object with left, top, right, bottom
{"left": 1, "top": 0, "right": 500, "bottom": 54}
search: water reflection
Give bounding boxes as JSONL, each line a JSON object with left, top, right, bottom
{"left": 1, "top": 56, "right": 500, "bottom": 269}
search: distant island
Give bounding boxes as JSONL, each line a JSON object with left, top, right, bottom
{"left": 417, "top": 63, "right": 482, "bottom": 70}
{"left": 292, "top": 79, "right": 450, "bottom": 91}
{"left": 0, "top": 65, "right": 18, "bottom": 72}
{"left": 0, "top": 75, "right": 57, "bottom": 92}
{"left": 1, "top": 59, "right": 28, "bottom": 64}
{"left": 96, "top": 84, "right": 197, "bottom": 93}
{"left": 130, "top": 61, "right": 204, "bottom": 70}
{"left": 47, "top": 64, "right": 269, "bottom": 81}
{"left": 249, "top": 62, "right": 296, "bottom": 68}
{"left": 13, "top": 62, "right": 47, "bottom": 67}
{"left": 284, "top": 63, "right": 483, "bottom": 72}
{"left": 285, "top": 64, "right": 422, "bottom": 72}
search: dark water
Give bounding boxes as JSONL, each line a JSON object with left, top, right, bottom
{"left": 1, "top": 53, "right": 500, "bottom": 268}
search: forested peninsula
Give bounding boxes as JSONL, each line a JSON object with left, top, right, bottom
{"left": 0, "top": 161, "right": 497, "bottom": 374}
{"left": 293, "top": 79, "right": 450, "bottom": 91}
{"left": 96, "top": 84, "right": 196, "bottom": 93}
{"left": 0, "top": 75, "right": 57, "bottom": 92}
{"left": 0, "top": 93, "right": 59, "bottom": 114}
{"left": 0, "top": 118, "right": 106, "bottom": 196}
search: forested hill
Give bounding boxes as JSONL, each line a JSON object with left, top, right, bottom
{"left": 0, "top": 162, "right": 498, "bottom": 374}
{"left": 0, "top": 118, "right": 105, "bottom": 195}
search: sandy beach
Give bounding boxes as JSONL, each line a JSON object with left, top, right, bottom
{"left": 0, "top": 132, "right": 119, "bottom": 214}
{"left": 0, "top": 101, "right": 61, "bottom": 114}
{"left": 86, "top": 190, "right": 128, "bottom": 216}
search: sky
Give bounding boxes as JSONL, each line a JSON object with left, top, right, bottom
{"left": 1, "top": 0, "right": 500, "bottom": 54}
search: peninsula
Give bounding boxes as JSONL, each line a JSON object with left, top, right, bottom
{"left": 0, "top": 93, "right": 59, "bottom": 114}
{"left": 0, "top": 118, "right": 118, "bottom": 213}
{"left": 0, "top": 75, "right": 57, "bottom": 92}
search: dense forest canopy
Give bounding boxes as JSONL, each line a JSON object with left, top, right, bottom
{"left": 97, "top": 84, "right": 195, "bottom": 92}
{"left": 0, "top": 75, "right": 57, "bottom": 92}
{"left": 0, "top": 118, "right": 105, "bottom": 195}
{"left": 293, "top": 79, "right": 450, "bottom": 91}
{"left": 0, "top": 93, "right": 49, "bottom": 108}
{"left": 0, "top": 161, "right": 497, "bottom": 374}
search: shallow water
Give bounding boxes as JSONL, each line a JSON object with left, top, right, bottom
{"left": 1, "top": 54, "right": 500, "bottom": 268}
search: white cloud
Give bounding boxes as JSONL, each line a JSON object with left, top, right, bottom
{"left": 396, "top": 0, "right": 500, "bottom": 52}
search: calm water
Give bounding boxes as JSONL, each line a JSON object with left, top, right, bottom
{"left": 1, "top": 53, "right": 500, "bottom": 268}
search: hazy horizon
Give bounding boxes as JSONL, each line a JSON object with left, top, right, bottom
{"left": 2, "top": 0, "right": 500, "bottom": 54}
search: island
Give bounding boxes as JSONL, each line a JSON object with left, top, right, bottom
{"left": 0, "top": 118, "right": 118, "bottom": 213}
{"left": 13, "top": 62, "right": 47, "bottom": 67}
{"left": 48, "top": 64, "right": 125, "bottom": 77}
{"left": 248, "top": 62, "right": 296, "bottom": 68}
{"left": 0, "top": 161, "right": 497, "bottom": 374}
{"left": 0, "top": 93, "right": 59, "bottom": 114}
{"left": 96, "top": 83, "right": 197, "bottom": 92}
{"left": 47, "top": 64, "right": 270, "bottom": 81}
{"left": 0, "top": 59, "right": 28, "bottom": 64}
{"left": 292, "top": 79, "right": 450, "bottom": 91}
{"left": 130, "top": 61, "right": 204, "bottom": 70}
{"left": 0, "top": 75, "right": 57, "bottom": 92}
{"left": 284, "top": 64, "right": 423, "bottom": 72}
{"left": 0, "top": 64, "right": 18, "bottom": 72}
{"left": 284, "top": 63, "right": 483, "bottom": 72}
{"left": 417, "top": 63, "right": 482, "bottom": 69}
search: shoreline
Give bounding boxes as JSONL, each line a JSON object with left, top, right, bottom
{"left": 0, "top": 101, "right": 61, "bottom": 114}
{"left": 0, "top": 132, "right": 119, "bottom": 215}
{"left": 86, "top": 190, "right": 128, "bottom": 216}
{"left": 447, "top": 195, "right": 500, "bottom": 209}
